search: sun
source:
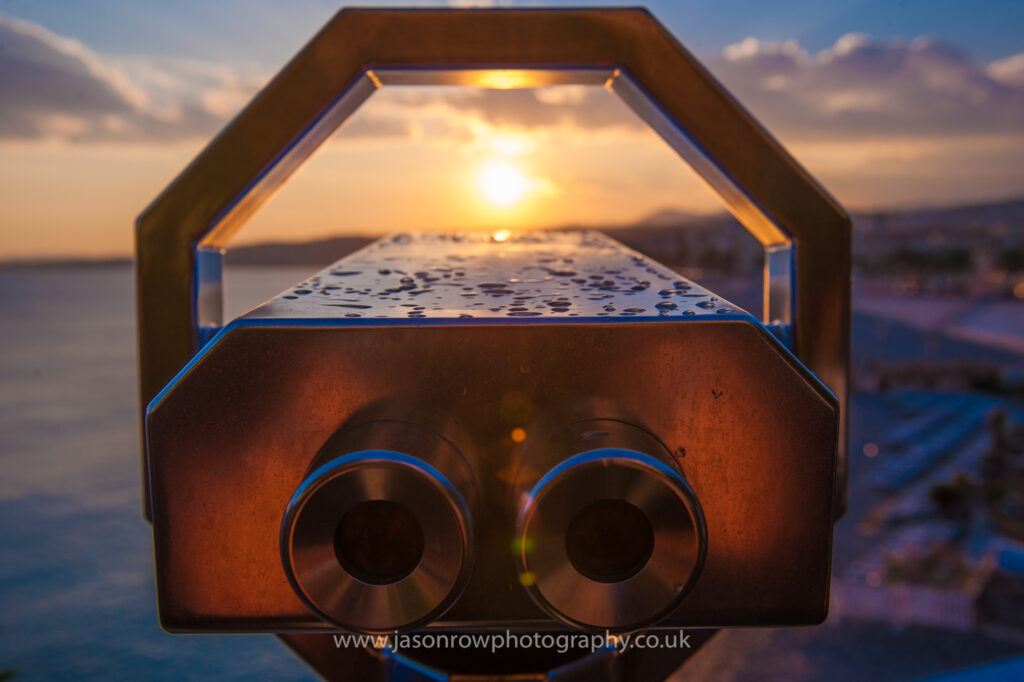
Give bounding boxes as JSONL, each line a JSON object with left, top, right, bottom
{"left": 479, "top": 160, "right": 528, "bottom": 207}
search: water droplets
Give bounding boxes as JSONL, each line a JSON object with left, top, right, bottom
{"left": 259, "top": 231, "right": 743, "bottom": 323}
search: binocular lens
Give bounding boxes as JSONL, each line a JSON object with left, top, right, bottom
{"left": 517, "top": 449, "right": 706, "bottom": 632}
{"left": 281, "top": 422, "right": 474, "bottom": 634}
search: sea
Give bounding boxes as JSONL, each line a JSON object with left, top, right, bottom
{"left": 0, "top": 265, "right": 317, "bottom": 681}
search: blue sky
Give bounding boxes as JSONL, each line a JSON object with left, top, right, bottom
{"left": 4, "top": 0, "right": 1022, "bottom": 63}
{"left": 1, "top": 1, "right": 1023, "bottom": 257}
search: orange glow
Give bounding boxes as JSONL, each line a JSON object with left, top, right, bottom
{"left": 476, "top": 70, "right": 534, "bottom": 89}
{"left": 489, "top": 132, "right": 534, "bottom": 157}
{"left": 479, "top": 160, "right": 528, "bottom": 206}
{"left": 511, "top": 427, "right": 527, "bottom": 443}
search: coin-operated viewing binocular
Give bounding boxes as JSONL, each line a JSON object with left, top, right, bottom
{"left": 136, "top": 7, "right": 850, "bottom": 681}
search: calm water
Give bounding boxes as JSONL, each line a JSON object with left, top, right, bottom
{"left": 0, "top": 266, "right": 316, "bottom": 681}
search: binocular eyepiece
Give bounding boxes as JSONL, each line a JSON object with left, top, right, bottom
{"left": 281, "top": 421, "right": 475, "bottom": 633}
{"left": 515, "top": 421, "right": 706, "bottom": 632}
{"left": 280, "top": 419, "right": 706, "bottom": 634}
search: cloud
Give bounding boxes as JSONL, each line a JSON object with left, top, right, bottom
{"left": 356, "top": 34, "right": 1024, "bottom": 147}
{"left": 0, "top": 13, "right": 255, "bottom": 142}
{"left": 988, "top": 52, "right": 1024, "bottom": 88}
{"left": 0, "top": 11, "right": 634, "bottom": 145}
{"left": 439, "top": 86, "right": 643, "bottom": 132}
{"left": 709, "top": 34, "right": 1024, "bottom": 142}
{"left": 3, "top": 10, "right": 1023, "bottom": 152}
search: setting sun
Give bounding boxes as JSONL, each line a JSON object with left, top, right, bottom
{"left": 479, "top": 160, "right": 528, "bottom": 207}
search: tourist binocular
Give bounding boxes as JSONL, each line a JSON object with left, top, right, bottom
{"left": 136, "top": 7, "right": 850, "bottom": 679}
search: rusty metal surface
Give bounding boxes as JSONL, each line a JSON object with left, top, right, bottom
{"left": 135, "top": 8, "right": 852, "bottom": 522}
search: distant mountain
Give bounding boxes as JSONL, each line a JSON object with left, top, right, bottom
{"left": 862, "top": 197, "right": 1024, "bottom": 227}
{"left": 225, "top": 236, "right": 374, "bottom": 266}
{"left": 633, "top": 208, "right": 715, "bottom": 228}
{"left": 0, "top": 256, "right": 132, "bottom": 269}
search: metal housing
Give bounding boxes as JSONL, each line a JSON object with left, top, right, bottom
{"left": 146, "top": 231, "right": 838, "bottom": 633}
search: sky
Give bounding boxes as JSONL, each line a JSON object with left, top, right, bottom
{"left": 1, "top": 0, "right": 1023, "bottom": 259}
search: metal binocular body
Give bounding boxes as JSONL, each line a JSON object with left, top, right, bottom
{"left": 136, "top": 7, "right": 851, "bottom": 679}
